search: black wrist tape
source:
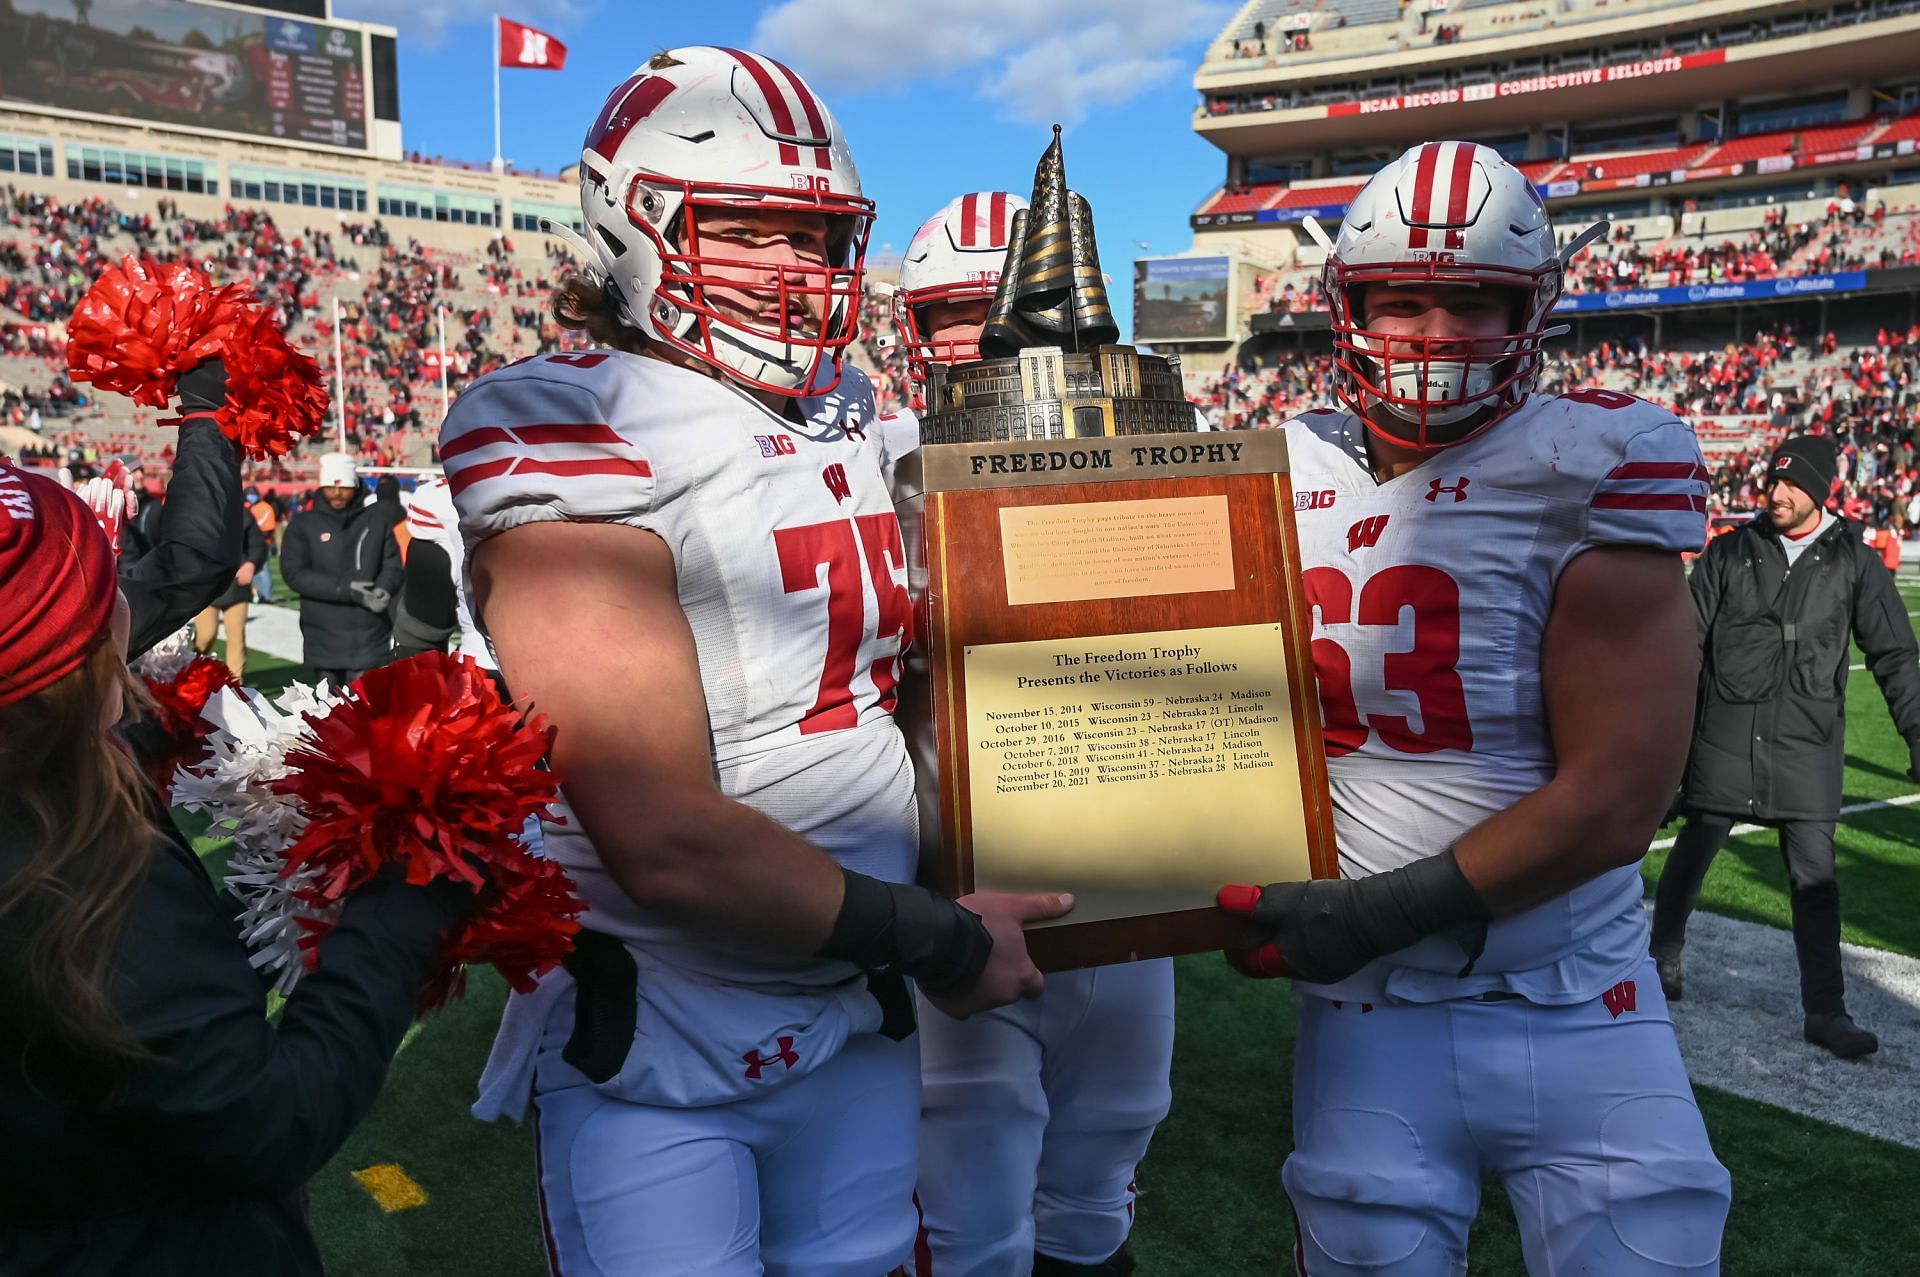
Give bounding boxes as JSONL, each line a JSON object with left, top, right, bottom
{"left": 820, "top": 868, "right": 992, "bottom": 1001}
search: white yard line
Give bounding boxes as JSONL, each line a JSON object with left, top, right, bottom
{"left": 242, "top": 604, "right": 305, "bottom": 665}
{"left": 1652, "top": 793, "right": 1920, "bottom": 850}
{"left": 1655, "top": 903, "right": 1920, "bottom": 1150}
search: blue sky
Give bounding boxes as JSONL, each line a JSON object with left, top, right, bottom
{"left": 330, "top": 0, "right": 1235, "bottom": 336}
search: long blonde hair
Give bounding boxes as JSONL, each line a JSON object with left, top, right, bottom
{"left": 0, "top": 642, "right": 159, "bottom": 1095}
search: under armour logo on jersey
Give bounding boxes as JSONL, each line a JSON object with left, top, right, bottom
{"left": 1425, "top": 476, "right": 1471, "bottom": 504}
{"left": 1601, "top": 980, "right": 1638, "bottom": 1019}
{"left": 822, "top": 462, "right": 852, "bottom": 503}
{"left": 1347, "top": 515, "right": 1390, "bottom": 551}
{"left": 756, "top": 433, "right": 797, "bottom": 458}
{"left": 1295, "top": 489, "right": 1337, "bottom": 511}
{"left": 742, "top": 1036, "right": 800, "bottom": 1079}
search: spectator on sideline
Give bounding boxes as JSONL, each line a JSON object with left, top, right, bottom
{"left": 190, "top": 507, "right": 267, "bottom": 681}
{"left": 1653, "top": 435, "right": 1920, "bottom": 1059}
{"left": 0, "top": 462, "right": 473, "bottom": 1275}
{"left": 246, "top": 486, "right": 278, "bottom": 603}
{"left": 279, "top": 453, "right": 400, "bottom": 685}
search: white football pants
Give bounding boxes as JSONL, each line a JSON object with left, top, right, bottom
{"left": 1286, "top": 957, "right": 1732, "bottom": 1276}
{"left": 912, "top": 957, "right": 1176, "bottom": 1275}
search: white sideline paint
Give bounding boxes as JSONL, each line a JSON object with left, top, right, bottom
{"left": 243, "top": 604, "right": 305, "bottom": 665}
{"left": 1652, "top": 793, "right": 1920, "bottom": 850}
{"left": 1655, "top": 903, "right": 1920, "bottom": 1151}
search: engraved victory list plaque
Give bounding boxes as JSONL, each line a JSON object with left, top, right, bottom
{"left": 893, "top": 130, "right": 1336, "bottom": 971}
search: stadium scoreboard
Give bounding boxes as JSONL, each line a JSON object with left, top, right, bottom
{"left": 0, "top": 0, "right": 385, "bottom": 153}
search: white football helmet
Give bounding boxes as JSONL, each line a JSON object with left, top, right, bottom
{"left": 893, "top": 191, "right": 1027, "bottom": 383}
{"left": 565, "top": 47, "right": 875, "bottom": 396}
{"left": 1324, "top": 141, "right": 1593, "bottom": 450}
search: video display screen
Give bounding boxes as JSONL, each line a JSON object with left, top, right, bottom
{"left": 0, "top": 0, "right": 368, "bottom": 150}
{"left": 1134, "top": 256, "right": 1232, "bottom": 343}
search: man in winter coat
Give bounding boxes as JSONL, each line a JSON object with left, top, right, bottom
{"left": 280, "top": 453, "right": 401, "bottom": 685}
{"left": 1653, "top": 434, "right": 1920, "bottom": 1059}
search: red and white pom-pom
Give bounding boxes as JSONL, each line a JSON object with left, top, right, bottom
{"left": 172, "top": 683, "right": 347, "bottom": 993}
{"left": 137, "top": 651, "right": 241, "bottom": 792}
{"left": 65, "top": 255, "right": 329, "bottom": 458}
{"left": 272, "top": 651, "right": 580, "bottom": 1010}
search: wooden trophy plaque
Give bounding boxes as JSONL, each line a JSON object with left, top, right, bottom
{"left": 893, "top": 431, "right": 1339, "bottom": 971}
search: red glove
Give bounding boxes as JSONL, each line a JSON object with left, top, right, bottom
{"left": 1218, "top": 884, "right": 1293, "bottom": 979}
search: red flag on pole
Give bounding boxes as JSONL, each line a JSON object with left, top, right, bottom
{"left": 498, "top": 17, "right": 567, "bottom": 70}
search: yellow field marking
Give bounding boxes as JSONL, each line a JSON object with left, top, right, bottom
{"left": 352, "top": 1163, "right": 429, "bottom": 1213}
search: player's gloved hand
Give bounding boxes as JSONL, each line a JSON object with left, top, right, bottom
{"left": 350, "top": 581, "right": 392, "bottom": 613}
{"left": 928, "top": 890, "right": 1075, "bottom": 1020}
{"left": 176, "top": 357, "right": 229, "bottom": 414}
{"left": 1217, "top": 849, "right": 1491, "bottom": 985}
{"left": 817, "top": 869, "right": 1072, "bottom": 1020}
{"left": 76, "top": 458, "right": 138, "bottom": 556}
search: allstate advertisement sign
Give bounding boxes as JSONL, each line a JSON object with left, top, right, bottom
{"left": 1554, "top": 271, "right": 1868, "bottom": 312}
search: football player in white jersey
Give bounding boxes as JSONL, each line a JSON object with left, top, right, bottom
{"left": 1215, "top": 142, "right": 1733, "bottom": 1274}
{"left": 890, "top": 194, "right": 1174, "bottom": 1277}
{"left": 444, "top": 50, "right": 1068, "bottom": 1277}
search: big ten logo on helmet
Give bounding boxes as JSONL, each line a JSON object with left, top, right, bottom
{"left": 757, "top": 434, "right": 797, "bottom": 458}
{"left": 789, "top": 173, "right": 834, "bottom": 192}
{"left": 1295, "top": 488, "right": 1337, "bottom": 511}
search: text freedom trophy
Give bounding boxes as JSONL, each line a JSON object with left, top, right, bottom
{"left": 893, "top": 129, "right": 1336, "bottom": 970}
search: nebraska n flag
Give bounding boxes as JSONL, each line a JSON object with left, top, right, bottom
{"left": 499, "top": 17, "right": 567, "bottom": 70}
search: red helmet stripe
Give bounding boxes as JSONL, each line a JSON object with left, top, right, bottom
{"left": 959, "top": 192, "right": 979, "bottom": 248}
{"left": 1444, "top": 142, "right": 1475, "bottom": 226}
{"left": 989, "top": 192, "right": 1009, "bottom": 247}
{"left": 1407, "top": 141, "right": 1442, "bottom": 248}
{"left": 760, "top": 54, "right": 834, "bottom": 170}
{"left": 718, "top": 47, "right": 810, "bottom": 169}
{"left": 584, "top": 73, "right": 674, "bottom": 165}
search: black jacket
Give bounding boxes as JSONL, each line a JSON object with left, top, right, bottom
{"left": 279, "top": 497, "right": 403, "bottom": 670}
{"left": 0, "top": 814, "right": 460, "bottom": 1276}
{"left": 118, "top": 416, "right": 245, "bottom": 659}
{"left": 1684, "top": 514, "right": 1920, "bottom": 821}
{"left": 207, "top": 513, "right": 268, "bottom": 611}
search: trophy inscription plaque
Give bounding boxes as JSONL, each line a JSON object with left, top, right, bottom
{"left": 894, "top": 130, "right": 1336, "bottom": 970}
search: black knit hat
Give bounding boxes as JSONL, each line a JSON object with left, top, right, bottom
{"left": 1767, "top": 434, "right": 1840, "bottom": 503}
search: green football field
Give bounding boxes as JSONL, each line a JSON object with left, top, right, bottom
{"left": 196, "top": 578, "right": 1920, "bottom": 1276}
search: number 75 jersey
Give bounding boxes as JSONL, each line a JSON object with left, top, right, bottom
{"left": 443, "top": 350, "right": 917, "bottom": 966}
{"left": 1282, "top": 392, "right": 1708, "bottom": 999}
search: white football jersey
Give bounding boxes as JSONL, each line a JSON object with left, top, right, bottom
{"left": 403, "top": 476, "right": 489, "bottom": 668}
{"left": 1284, "top": 391, "right": 1708, "bottom": 1004}
{"left": 443, "top": 350, "right": 916, "bottom": 986}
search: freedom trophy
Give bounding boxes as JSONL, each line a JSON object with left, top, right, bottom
{"left": 893, "top": 128, "right": 1337, "bottom": 971}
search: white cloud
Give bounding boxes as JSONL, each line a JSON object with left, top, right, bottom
{"left": 752, "top": 0, "right": 1227, "bottom": 127}
{"left": 332, "top": 0, "right": 591, "bottom": 49}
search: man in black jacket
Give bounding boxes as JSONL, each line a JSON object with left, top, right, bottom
{"left": 1653, "top": 434, "right": 1920, "bottom": 1059}
{"left": 280, "top": 453, "right": 401, "bottom": 684}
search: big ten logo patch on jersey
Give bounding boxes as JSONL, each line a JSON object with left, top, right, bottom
{"left": 757, "top": 433, "right": 797, "bottom": 458}
{"left": 822, "top": 462, "right": 852, "bottom": 503}
{"left": 742, "top": 1035, "right": 800, "bottom": 1079}
{"left": 1347, "top": 515, "right": 1390, "bottom": 552}
{"left": 1601, "top": 980, "right": 1638, "bottom": 1019}
{"left": 1296, "top": 488, "right": 1337, "bottom": 511}
{"left": 1425, "top": 476, "right": 1471, "bottom": 504}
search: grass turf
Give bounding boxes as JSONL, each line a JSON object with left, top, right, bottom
{"left": 179, "top": 585, "right": 1920, "bottom": 1274}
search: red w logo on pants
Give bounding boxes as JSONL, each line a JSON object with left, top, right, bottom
{"left": 1601, "top": 980, "right": 1638, "bottom": 1019}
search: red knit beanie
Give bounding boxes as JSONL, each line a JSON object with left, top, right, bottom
{"left": 0, "top": 462, "right": 118, "bottom": 707}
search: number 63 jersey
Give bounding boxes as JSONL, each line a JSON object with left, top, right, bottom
{"left": 1282, "top": 391, "right": 1708, "bottom": 1006}
{"left": 444, "top": 351, "right": 916, "bottom": 986}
